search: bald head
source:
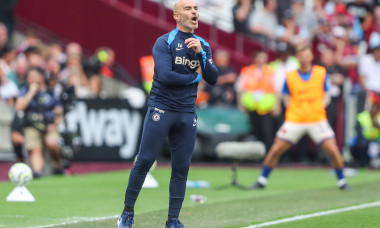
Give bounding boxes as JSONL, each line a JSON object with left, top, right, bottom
{"left": 173, "top": 0, "right": 199, "bottom": 33}
{"left": 173, "top": 0, "right": 197, "bottom": 13}
{"left": 173, "top": 0, "right": 181, "bottom": 13}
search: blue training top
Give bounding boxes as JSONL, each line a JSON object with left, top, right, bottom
{"left": 148, "top": 28, "right": 219, "bottom": 112}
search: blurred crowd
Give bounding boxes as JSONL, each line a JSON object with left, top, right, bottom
{"left": 196, "top": 0, "right": 380, "bottom": 167}
{"left": 132, "top": 0, "right": 380, "bottom": 168}
{"left": 233, "top": 0, "right": 378, "bottom": 49}
{"left": 0, "top": 20, "right": 123, "bottom": 177}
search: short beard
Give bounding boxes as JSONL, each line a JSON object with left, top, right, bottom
{"left": 179, "top": 15, "right": 196, "bottom": 31}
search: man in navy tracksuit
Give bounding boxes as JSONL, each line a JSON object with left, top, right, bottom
{"left": 118, "top": 0, "right": 218, "bottom": 227}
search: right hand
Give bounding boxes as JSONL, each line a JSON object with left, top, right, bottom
{"left": 29, "top": 83, "right": 40, "bottom": 95}
{"left": 195, "top": 66, "right": 203, "bottom": 77}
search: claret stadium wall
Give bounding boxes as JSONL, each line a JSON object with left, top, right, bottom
{"left": 15, "top": 0, "right": 272, "bottom": 79}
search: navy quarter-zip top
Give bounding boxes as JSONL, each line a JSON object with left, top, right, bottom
{"left": 148, "top": 28, "right": 218, "bottom": 112}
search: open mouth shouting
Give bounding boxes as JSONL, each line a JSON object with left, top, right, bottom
{"left": 191, "top": 15, "right": 198, "bottom": 25}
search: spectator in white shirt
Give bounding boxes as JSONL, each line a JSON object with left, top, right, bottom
{"left": 0, "top": 44, "right": 16, "bottom": 76}
{"left": 0, "top": 65, "right": 18, "bottom": 104}
{"left": 248, "top": 0, "right": 278, "bottom": 46}
{"left": 358, "top": 32, "right": 380, "bottom": 112}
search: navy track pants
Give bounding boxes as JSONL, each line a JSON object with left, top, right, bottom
{"left": 124, "top": 107, "right": 197, "bottom": 216}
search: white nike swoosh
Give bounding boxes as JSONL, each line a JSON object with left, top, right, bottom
{"left": 176, "top": 48, "right": 183, "bottom": 51}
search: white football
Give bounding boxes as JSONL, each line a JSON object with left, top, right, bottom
{"left": 8, "top": 163, "right": 33, "bottom": 186}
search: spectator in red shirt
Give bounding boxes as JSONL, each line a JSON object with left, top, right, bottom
{"left": 333, "top": 26, "right": 359, "bottom": 85}
{"left": 365, "top": 5, "right": 380, "bottom": 42}
{"left": 327, "top": 3, "right": 363, "bottom": 41}
{"left": 0, "top": 23, "right": 7, "bottom": 50}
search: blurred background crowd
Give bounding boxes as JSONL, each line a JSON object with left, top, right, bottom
{"left": 1, "top": 0, "right": 380, "bottom": 177}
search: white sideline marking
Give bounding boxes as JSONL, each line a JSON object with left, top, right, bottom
{"left": 29, "top": 215, "right": 119, "bottom": 228}
{"left": 22, "top": 200, "right": 380, "bottom": 228}
{"left": 243, "top": 200, "right": 380, "bottom": 228}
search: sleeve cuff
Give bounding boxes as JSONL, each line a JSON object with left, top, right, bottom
{"left": 189, "top": 73, "right": 202, "bottom": 84}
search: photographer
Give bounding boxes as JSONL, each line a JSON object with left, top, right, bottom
{"left": 15, "top": 67, "right": 64, "bottom": 178}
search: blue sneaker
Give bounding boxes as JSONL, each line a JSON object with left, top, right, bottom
{"left": 117, "top": 211, "right": 134, "bottom": 228}
{"left": 165, "top": 218, "right": 185, "bottom": 228}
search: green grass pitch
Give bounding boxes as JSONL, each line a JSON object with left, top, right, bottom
{"left": 0, "top": 166, "right": 379, "bottom": 227}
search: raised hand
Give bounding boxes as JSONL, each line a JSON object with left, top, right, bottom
{"left": 29, "top": 83, "right": 40, "bottom": 95}
{"left": 185, "top": 38, "right": 202, "bottom": 53}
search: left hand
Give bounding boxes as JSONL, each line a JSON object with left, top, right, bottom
{"left": 185, "top": 38, "right": 202, "bottom": 53}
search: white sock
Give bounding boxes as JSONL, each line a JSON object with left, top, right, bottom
{"left": 258, "top": 176, "right": 268, "bottom": 186}
{"left": 338, "top": 179, "right": 346, "bottom": 187}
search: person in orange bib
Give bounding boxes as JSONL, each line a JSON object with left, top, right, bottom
{"left": 250, "top": 45, "right": 350, "bottom": 190}
{"left": 237, "top": 51, "right": 277, "bottom": 150}
{"left": 139, "top": 55, "right": 154, "bottom": 93}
